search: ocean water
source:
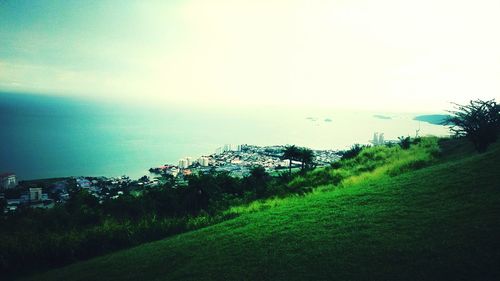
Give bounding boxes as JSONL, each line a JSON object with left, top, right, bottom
{"left": 0, "top": 93, "right": 450, "bottom": 180}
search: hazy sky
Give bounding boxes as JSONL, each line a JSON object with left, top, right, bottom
{"left": 1, "top": 0, "right": 499, "bottom": 111}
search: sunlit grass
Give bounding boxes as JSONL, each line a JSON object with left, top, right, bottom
{"left": 22, "top": 138, "right": 500, "bottom": 281}
{"left": 231, "top": 137, "right": 441, "bottom": 216}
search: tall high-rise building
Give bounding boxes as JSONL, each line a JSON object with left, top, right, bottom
{"left": 178, "top": 159, "right": 188, "bottom": 169}
{"left": 372, "top": 132, "right": 379, "bottom": 145}
{"left": 371, "top": 132, "right": 384, "bottom": 146}
{"left": 198, "top": 157, "right": 209, "bottom": 166}
{"left": 378, "top": 133, "right": 385, "bottom": 145}
{"left": 215, "top": 147, "right": 223, "bottom": 155}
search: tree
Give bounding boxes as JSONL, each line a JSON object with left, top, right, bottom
{"left": 246, "top": 166, "right": 270, "bottom": 198}
{"left": 446, "top": 99, "right": 500, "bottom": 152}
{"left": 298, "top": 148, "right": 315, "bottom": 171}
{"left": 398, "top": 136, "right": 411, "bottom": 150}
{"left": 283, "top": 145, "right": 300, "bottom": 175}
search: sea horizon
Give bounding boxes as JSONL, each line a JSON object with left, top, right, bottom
{"left": 0, "top": 92, "right": 450, "bottom": 180}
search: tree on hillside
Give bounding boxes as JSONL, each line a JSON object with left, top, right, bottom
{"left": 283, "top": 145, "right": 300, "bottom": 175}
{"left": 398, "top": 136, "right": 411, "bottom": 150}
{"left": 446, "top": 99, "right": 500, "bottom": 152}
{"left": 246, "top": 166, "right": 270, "bottom": 198}
{"left": 298, "top": 148, "right": 315, "bottom": 171}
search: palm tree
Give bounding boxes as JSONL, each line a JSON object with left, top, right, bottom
{"left": 299, "top": 148, "right": 314, "bottom": 171}
{"left": 283, "top": 145, "right": 300, "bottom": 175}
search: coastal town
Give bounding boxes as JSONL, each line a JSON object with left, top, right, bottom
{"left": 0, "top": 174, "right": 139, "bottom": 213}
{"left": 149, "top": 144, "right": 340, "bottom": 179}
{"left": 1, "top": 144, "right": 342, "bottom": 213}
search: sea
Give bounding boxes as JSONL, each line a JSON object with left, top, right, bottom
{"left": 0, "top": 92, "right": 450, "bottom": 180}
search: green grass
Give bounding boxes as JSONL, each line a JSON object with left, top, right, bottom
{"left": 21, "top": 138, "right": 500, "bottom": 281}
{"left": 287, "top": 137, "right": 440, "bottom": 192}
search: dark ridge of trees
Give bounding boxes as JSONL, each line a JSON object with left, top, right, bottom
{"left": 0, "top": 166, "right": 309, "bottom": 278}
{"left": 340, "top": 144, "right": 369, "bottom": 160}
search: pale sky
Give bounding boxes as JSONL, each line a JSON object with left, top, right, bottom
{"left": 0, "top": 0, "right": 499, "bottom": 111}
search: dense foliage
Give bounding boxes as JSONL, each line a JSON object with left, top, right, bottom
{"left": 288, "top": 137, "right": 439, "bottom": 191}
{"left": 0, "top": 167, "right": 303, "bottom": 278}
{"left": 447, "top": 99, "right": 500, "bottom": 152}
{"left": 340, "top": 144, "right": 370, "bottom": 160}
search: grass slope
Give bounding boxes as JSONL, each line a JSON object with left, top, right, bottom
{"left": 23, "top": 140, "right": 500, "bottom": 281}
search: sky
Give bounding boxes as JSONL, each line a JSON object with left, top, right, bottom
{"left": 0, "top": 0, "right": 499, "bottom": 112}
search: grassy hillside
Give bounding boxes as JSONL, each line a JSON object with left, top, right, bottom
{"left": 22, "top": 138, "right": 500, "bottom": 281}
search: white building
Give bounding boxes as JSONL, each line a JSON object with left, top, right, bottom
{"left": 0, "top": 173, "right": 17, "bottom": 190}
{"left": 186, "top": 157, "right": 192, "bottom": 167}
{"left": 378, "top": 133, "right": 385, "bottom": 145}
{"left": 166, "top": 167, "right": 180, "bottom": 177}
{"left": 29, "top": 187, "right": 43, "bottom": 202}
{"left": 198, "top": 157, "right": 210, "bottom": 166}
{"left": 371, "top": 132, "right": 385, "bottom": 146}
{"left": 372, "top": 132, "right": 379, "bottom": 145}
{"left": 178, "top": 159, "right": 188, "bottom": 169}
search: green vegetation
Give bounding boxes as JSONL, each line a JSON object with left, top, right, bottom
{"left": 339, "top": 143, "right": 370, "bottom": 160}
{"left": 397, "top": 135, "right": 412, "bottom": 149}
{"left": 1, "top": 165, "right": 307, "bottom": 278}
{"left": 447, "top": 98, "right": 500, "bottom": 152}
{"left": 18, "top": 137, "right": 500, "bottom": 280}
{"left": 288, "top": 137, "right": 438, "bottom": 192}
{"left": 282, "top": 145, "right": 315, "bottom": 174}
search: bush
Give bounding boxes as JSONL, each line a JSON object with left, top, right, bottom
{"left": 330, "top": 161, "right": 342, "bottom": 169}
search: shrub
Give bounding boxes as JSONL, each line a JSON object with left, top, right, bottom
{"left": 330, "top": 161, "right": 342, "bottom": 169}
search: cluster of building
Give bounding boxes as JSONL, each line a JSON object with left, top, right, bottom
{"left": 0, "top": 173, "right": 161, "bottom": 213}
{"left": 1, "top": 173, "right": 54, "bottom": 212}
{"left": 74, "top": 176, "right": 136, "bottom": 201}
{"left": 2, "top": 143, "right": 344, "bottom": 213}
{"left": 150, "top": 144, "right": 342, "bottom": 179}
{"left": 210, "top": 145, "right": 290, "bottom": 171}
{"left": 214, "top": 144, "right": 243, "bottom": 155}
{"left": 370, "top": 132, "right": 386, "bottom": 146}
{"left": 2, "top": 187, "right": 53, "bottom": 212}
